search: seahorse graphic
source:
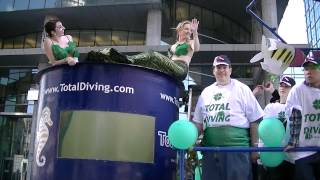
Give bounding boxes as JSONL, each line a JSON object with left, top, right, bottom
{"left": 35, "top": 106, "right": 53, "bottom": 167}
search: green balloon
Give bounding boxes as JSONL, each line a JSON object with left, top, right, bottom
{"left": 260, "top": 151, "right": 285, "bottom": 167}
{"left": 258, "top": 118, "right": 285, "bottom": 146}
{"left": 168, "top": 119, "right": 198, "bottom": 149}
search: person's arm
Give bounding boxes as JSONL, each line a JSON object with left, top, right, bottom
{"left": 43, "top": 38, "right": 68, "bottom": 65}
{"left": 252, "top": 85, "right": 264, "bottom": 96}
{"left": 191, "top": 121, "right": 203, "bottom": 137}
{"left": 190, "top": 18, "right": 200, "bottom": 52}
{"left": 66, "top": 35, "right": 79, "bottom": 65}
{"left": 264, "top": 82, "right": 279, "bottom": 103}
{"left": 250, "top": 119, "right": 261, "bottom": 147}
{"left": 192, "top": 94, "right": 204, "bottom": 137}
{"left": 284, "top": 108, "right": 302, "bottom": 151}
{"left": 250, "top": 117, "right": 262, "bottom": 163}
{"left": 284, "top": 85, "right": 302, "bottom": 151}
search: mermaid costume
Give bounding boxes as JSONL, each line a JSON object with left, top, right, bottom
{"left": 87, "top": 43, "right": 190, "bottom": 81}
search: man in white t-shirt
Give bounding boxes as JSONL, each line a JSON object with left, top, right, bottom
{"left": 257, "top": 75, "right": 296, "bottom": 180}
{"left": 285, "top": 56, "right": 320, "bottom": 180}
{"left": 192, "top": 55, "right": 264, "bottom": 180}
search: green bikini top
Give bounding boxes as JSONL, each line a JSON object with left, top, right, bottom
{"left": 51, "top": 38, "right": 79, "bottom": 60}
{"left": 175, "top": 42, "right": 189, "bottom": 56}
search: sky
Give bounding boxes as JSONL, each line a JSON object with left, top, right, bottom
{"left": 278, "top": 0, "right": 308, "bottom": 44}
{"left": 278, "top": 0, "right": 308, "bottom": 84}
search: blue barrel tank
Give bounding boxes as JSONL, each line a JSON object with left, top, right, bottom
{"left": 32, "top": 63, "right": 181, "bottom": 180}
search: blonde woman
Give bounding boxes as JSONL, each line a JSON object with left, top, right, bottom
{"left": 87, "top": 18, "right": 200, "bottom": 80}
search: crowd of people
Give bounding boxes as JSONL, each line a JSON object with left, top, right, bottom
{"left": 192, "top": 54, "right": 320, "bottom": 180}
{"left": 43, "top": 17, "right": 320, "bottom": 180}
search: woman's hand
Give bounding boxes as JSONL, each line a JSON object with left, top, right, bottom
{"left": 252, "top": 85, "right": 264, "bottom": 96}
{"left": 190, "top": 18, "right": 199, "bottom": 34}
{"left": 66, "top": 57, "right": 78, "bottom": 66}
{"left": 264, "top": 82, "right": 275, "bottom": 93}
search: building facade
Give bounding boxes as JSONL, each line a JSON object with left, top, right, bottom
{"left": 304, "top": 0, "right": 320, "bottom": 48}
{"left": 0, "top": 0, "right": 289, "bottom": 179}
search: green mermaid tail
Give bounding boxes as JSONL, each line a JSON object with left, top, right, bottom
{"left": 129, "top": 51, "right": 188, "bottom": 80}
{"left": 87, "top": 48, "right": 132, "bottom": 64}
{"left": 87, "top": 48, "right": 188, "bottom": 81}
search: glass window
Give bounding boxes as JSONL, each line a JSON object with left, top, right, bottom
{"left": 112, "top": 31, "right": 128, "bottom": 46}
{"left": 162, "top": 0, "right": 171, "bottom": 22}
{"left": 13, "top": 36, "right": 24, "bottom": 49}
{"left": 29, "top": 0, "right": 45, "bottom": 9}
{"left": 95, "top": 30, "right": 111, "bottom": 46}
{"left": 13, "top": 0, "right": 28, "bottom": 10}
{"left": 4, "top": 96, "right": 16, "bottom": 112}
{"left": 317, "top": 24, "right": 320, "bottom": 43}
{"left": 62, "top": 0, "right": 79, "bottom": 7}
{"left": 0, "top": 68, "right": 34, "bottom": 112}
{"left": 305, "top": 0, "right": 309, "bottom": 11}
{"left": 0, "top": 0, "right": 14, "bottom": 11}
{"left": 213, "top": 13, "right": 223, "bottom": 31}
{"left": 45, "top": 0, "right": 61, "bottom": 8}
{"left": 317, "top": 4, "right": 320, "bottom": 17}
{"left": 3, "top": 38, "right": 13, "bottom": 49}
{"left": 311, "top": 27, "right": 316, "bottom": 45}
{"left": 58, "top": 111, "right": 155, "bottom": 163}
{"left": 24, "top": 33, "right": 37, "bottom": 48}
{"left": 232, "top": 22, "right": 240, "bottom": 42}
{"left": 82, "top": 0, "right": 95, "bottom": 5}
{"left": 189, "top": 4, "right": 201, "bottom": 20}
{"left": 176, "top": 1, "right": 189, "bottom": 22}
{"left": 36, "top": 32, "right": 43, "bottom": 48}
{"left": 223, "top": 18, "right": 232, "bottom": 36}
{"left": 79, "top": 31, "right": 95, "bottom": 47}
{"left": 128, "top": 32, "right": 144, "bottom": 45}
{"left": 310, "top": 11, "right": 315, "bottom": 28}
{"left": 65, "top": 30, "right": 79, "bottom": 46}
{"left": 239, "top": 29, "right": 246, "bottom": 44}
{"left": 202, "top": 9, "right": 213, "bottom": 29}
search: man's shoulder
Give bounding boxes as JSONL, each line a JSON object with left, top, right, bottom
{"left": 202, "top": 83, "right": 216, "bottom": 93}
{"left": 265, "top": 102, "right": 284, "bottom": 109}
{"left": 290, "top": 81, "right": 307, "bottom": 92}
{"left": 231, "top": 79, "right": 251, "bottom": 91}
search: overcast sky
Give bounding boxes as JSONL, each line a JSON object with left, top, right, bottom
{"left": 278, "top": 0, "right": 308, "bottom": 44}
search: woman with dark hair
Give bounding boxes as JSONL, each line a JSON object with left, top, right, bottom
{"left": 43, "top": 19, "right": 79, "bottom": 66}
{"left": 87, "top": 18, "right": 200, "bottom": 81}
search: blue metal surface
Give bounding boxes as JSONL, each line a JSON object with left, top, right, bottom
{"left": 32, "top": 63, "right": 181, "bottom": 180}
{"left": 193, "top": 146, "right": 320, "bottom": 152}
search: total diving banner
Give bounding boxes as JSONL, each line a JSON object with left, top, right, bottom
{"left": 32, "top": 63, "right": 181, "bottom": 180}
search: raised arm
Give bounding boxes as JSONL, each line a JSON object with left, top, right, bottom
{"left": 191, "top": 18, "right": 200, "bottom": 52}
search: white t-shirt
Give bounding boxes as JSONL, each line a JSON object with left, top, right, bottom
{"left": 193, "top": 79, "right": 264, "bottom": 129}
{"left": 285, "top": 82, "right": 320, "bottom": 160}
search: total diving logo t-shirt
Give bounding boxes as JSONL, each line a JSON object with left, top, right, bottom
{"left": 193, "top": 79, "right": 263, "bottom": 146}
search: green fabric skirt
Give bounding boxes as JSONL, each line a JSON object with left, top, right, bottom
{"left": 202, "top": 126, "right": 250, "bottom": 147}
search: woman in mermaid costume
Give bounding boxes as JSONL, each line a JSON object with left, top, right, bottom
{"left": 87, "top": 18, "right": 200, "bottom": 81}
{"left": 43, "top": 19, "right": 79, "bottom": 66}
